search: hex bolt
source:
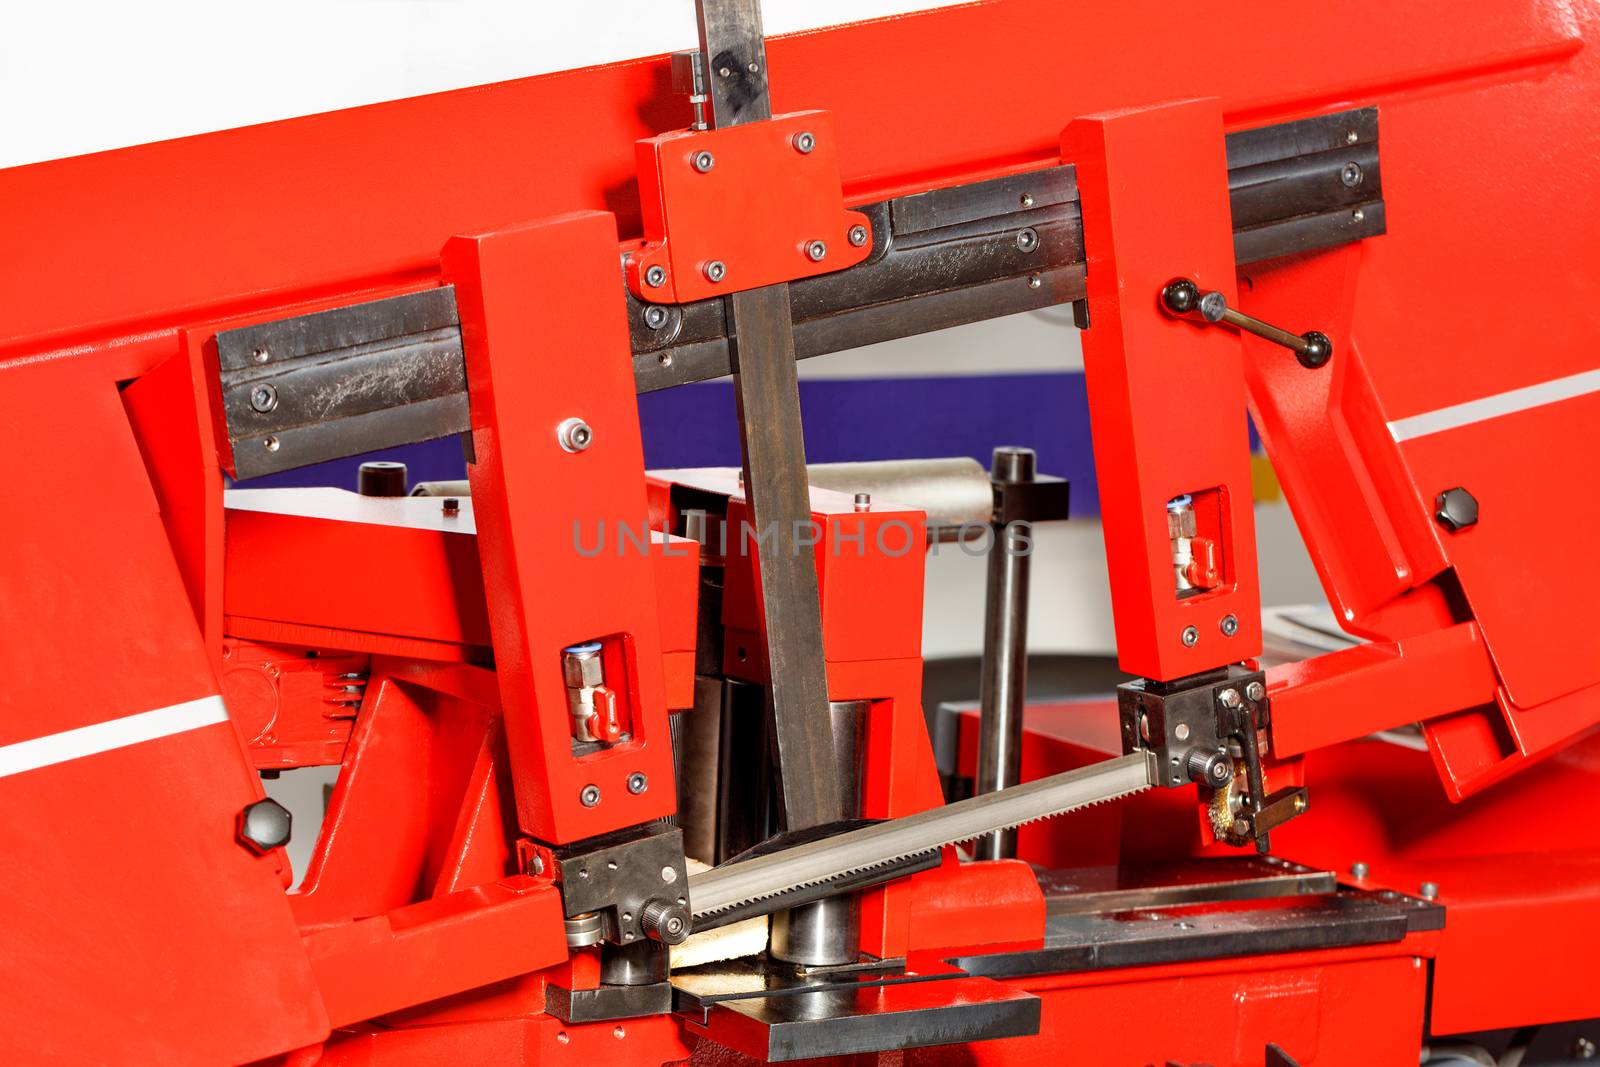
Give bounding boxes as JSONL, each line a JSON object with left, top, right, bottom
{"left": 1218, "top": 688, "right": 1243, "bottom": 709}
{"left": 806, "top": 240, "right": 828, "bottom": 263}
{"left": 249, "top": 383, "right": 279, "bottom": 413}
{"left": 556, "top": 417, "right": 593, "bottom": 453}
{"left": 1016, "top": 227, "right": 1040, "bottom": 253}
{"left": 644, "top": 265, "right": 667, "bottom": 288}
{"left": 691, "top": 150, "right": 715, "bottom": 173}
{"left": 792, "top": 130, "right": 816, "bottom": 154}
{"left": 1245, "top": 680, "right": 1266, "bottom": 702}
{"left": 848, "top": 224, "right": 868, "bottom": 247}
{"left": 1220, "top": 614, "right": 1240, "bottom": 637}
{"left": 237, "top": 798, "right": 292, "bottom": 854}
{"left": 1350, "top": 861, "right": 1370, "bottom": 880}
{"left": 703, "top": 260, "right": 727, "bottom": 283}
{"left": 642, "top": 305, "right": 668, "bottom": 330}
{"left": 579, "top": 784, "right": 601, "bottom": 807}
{"left": 854, "top": 492, "right": 871, "bottom": 512}
{"left": 1575, "top": 1037, "right": 1597, "bottom": 1060}
{"left": 441, "top": 497, "right": 461, "bottom": 516}
{"left": 1419, "top": 881, "right": 1439, "bottom": 901}
{"left": 1340, "top": 161, "right": 1364, "bottom": 188}
{"left": 1181, "top": 625, "right": 1200, "bottom": 647}
{"left": 1434, "top": 487, "right": 1479, "bottom": 532}
{"left": 627, "top": 772, "right": 648, "bottom": 795}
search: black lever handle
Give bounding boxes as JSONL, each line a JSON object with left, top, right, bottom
{"left": 1161, "top": 278, "right": 1332, "bottom": 369}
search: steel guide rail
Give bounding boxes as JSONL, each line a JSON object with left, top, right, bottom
{"left": 216, "top": 108, "right": 1382, "bottom": 480}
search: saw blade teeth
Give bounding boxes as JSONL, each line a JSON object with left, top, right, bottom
{"left": 692, "top": 773, "right": 1153, "bottom": 919}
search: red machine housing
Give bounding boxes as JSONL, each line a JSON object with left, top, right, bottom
{"left": 1, "top": 1, "right": 1598, "bottom": 1064}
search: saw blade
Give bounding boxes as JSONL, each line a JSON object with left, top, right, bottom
{"left": 688, "top": 750, "right": 1158, "bottom": 921}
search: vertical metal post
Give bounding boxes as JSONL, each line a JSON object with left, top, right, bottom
{"left": 693, "top": 0, "right": 840, "bottom": 832}
{"left": 974, "top": 447, "right": 1036, "bottom": 860}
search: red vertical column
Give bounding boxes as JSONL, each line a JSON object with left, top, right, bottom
{"left": 1063, "top": 99, "right": 1263, "bottom": 681}
{"left": 444, "top": 211, "right": 676, "bottom": 844}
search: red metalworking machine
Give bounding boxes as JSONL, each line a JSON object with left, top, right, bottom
{"left": 3, "top": 1, "right": 1598, "bottom": 1064}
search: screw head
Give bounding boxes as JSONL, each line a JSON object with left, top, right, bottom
{"left": 806, "top": 240, "right": 827, "bottom": 263}
{"left": 661, "top": 865, "right": 678, "bottom": 883}
{"left": 1199, "top": 291, "right": 1228, "bottom": 323}
{"left": 1352, "top": 207, "right": 1366, "bottom": 223}
{"left": 848, "top": 224, "right": 868, "bottom": 247}
{"left": 1175, "top": 723, "right": 1191, "bottom": 741}
{"left": 1350, "top": 861, "right": 1370, "bottom": 880}
{"left": 252, "top": 346, "right": 270, "bottom": 364}
{"left": 1218, "top": 688, "right": 1243, "bottom": 709}
{"left": 1016, "top": 227, "right": 1040, "bottom": 253}
{"left": 579, "top": 784, "right": 601, "bottom": 808}
{"left": 1419, "top": 881, "right": 1439, "bottom": 901}
{"left": 249, "top": 383, "right": 279, "bottom": 413}
{"left": 1020, "top": 192, "right": 1035, "bottom": 208}
{"left": 703, "top": 260, "right": 726, "bottom": 283}
{"left": 644, "top": 265, "right": 667, "bottom": 288}
{"left": 237, "top": 798, "right": 292, "bottom": 854}
{"left": 263, "top": 435, "right": 280, "bottom": 452}
{"left": 1346, "top": 129, "right": 1360, "bottom": 145}
{"left": 792, "top": 130, "right": 816, "bottom": 154}
{"left": 627, "top": 772, "right": 648, "bottom": 795}
{"left": 1340, "top": 161, "right": 1364, "bottom": 188}
{"left": 691, "top": 150, "right": 715, "bottom": 173}
{"left": 1434, "top": 487, "right": 1479, "bottom": 532}
{"left": 642, "top": 305, "right": 668, "bottom": 330}
{"left": 1245, "top": 680, "right": 1266, "bottom": 702}
{"left": 1181, "top": 625, "right": 1199, "bottom": 647}
{"left": 1220, "top": 614, "right": 1239, "bottom": 637}
{"left": 556, "top": 417, "right": 593, "bottom": 453}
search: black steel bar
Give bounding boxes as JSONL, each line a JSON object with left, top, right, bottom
{"left": 695, "top": 0, "right": 841, "bottom": 834}
{"left": 974, "top": 447, "right": 1036, "bottom": 861}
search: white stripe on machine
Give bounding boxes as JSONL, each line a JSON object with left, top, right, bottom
{"left": 1388, "top": 368, "right": 1600, "bottom": 442}
{"left": 0, "top": 695, "right": 229, "bottom": 778}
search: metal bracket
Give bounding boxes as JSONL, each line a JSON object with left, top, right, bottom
{"left": 626, "top": 110, "right": 872, "bottom": 303}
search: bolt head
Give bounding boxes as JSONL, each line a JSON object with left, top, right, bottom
{"left": 644, "top": 265, "right": 667, "bottom": 288}
{"left": 237, "top": 798, "right": 292, "bottom": 854}
{"left": 1574, "top": 1037, "right": 1596, "bottom": 1059}
{"left": 249, "top": 383, "right": 279, "bottom": 413}
{"left": 642, "top": 305, "right": 668, "bottom": 329}
{"left": 263, "top": 435, "right": 280, "bottom": 452}
{"left": 1352, "top": 207, "right": 1366, "bottom": 223}
{"left": 691, "top": 150, "right": 715, "bottom": 173}
{"left": 579, "top": 784, "right": 601, "bottom": 808}
{"left": 1181, "top": 625, "right": 1199, "bottom": 647}
{"left": 792, "top": 131, "right": 816, "bottom": 154}
{"left": 661, "top": 865, "right": 678, "bottom": 883}
{"left": 1218, "top": 687, "right": 1242, "bottom": 709}
{"left": 252, "top": 346, "right": 271, "bottom": 364}
{"left": 441, "top": 497, "right": 460, "bottom": 515}
{"left": 1419, "top": 881, "right": 1439, "bottom": 901}
{"left": 1020, "top": 192, "right": 1035, "bottom": 208}
{"left": 806, "top": 240, "right": 827, "bottom": 263}
{"left": 1199, "top": 291, "right": 1228, "bottom": 323}
{"left": 1340, "top": 161, "right": 1364, "bottom": 188}
{"left": 1016, "top": 227, "right": 1039, "bottom": 253}
{"left": 1434, "top": 487, "right": 1479, "bottom": 532}
{"left": 627, "top": 772, "right": 648, "bottom": 795}
{"left": 1174, "top": 723, "right": 1191, "bottom": 741}
{"left": 848, "top": 224, "right": 869, "bottom": 247}
{"left": 557, "top": 417, "right": 593, "bottom": 453}
{"left": 703, "top": 260, "right": 726, "bottom": 283}
{"left": 1350, "top": 861, "right": 1370, "bottom": 879}
{"left": 1245, "top": 680, "right": 1266, "bottom": 702}
{"left": 1220, "top": 614, "right": 1239, "bottom": 637}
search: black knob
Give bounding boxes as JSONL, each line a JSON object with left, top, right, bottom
{"left": 1186, "top": 748, "right": 1233, "bottom": 787}
{"left": 357, "top": 461, "right": 407, "bottom": 497}
{"left": 1434, "top": 487, "right": 1479, "bottom": 532}
{"left": 641, "top": 898, "right": 691, "bottom": 945}
{"left": 1297, "top": 331, "right": 1333, "bottom": 369}
{"left": 1161, "top": 278, "right": 1201, "bottom": 315}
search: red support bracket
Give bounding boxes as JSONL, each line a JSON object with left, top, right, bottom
{"left": 1063, "top": 99, "right": 1263, "bottom": 682}
{"left": 625, "top": 110, "right": 872, "bottom": 303}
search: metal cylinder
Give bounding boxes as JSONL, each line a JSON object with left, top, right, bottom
{"left": 357, "top": 461, "right": 407, "bottom": 497}
{"left": 805, "top": 458, "right": 992, "bottom": 540}
{"left": 974, "top": 447, "right": 1035, "bottom": 860}
{"left": 769, "top": 700, "right": 867, "bottom": 967}
{"left": 410, "top": 461, "right": 992, "bottom": 541}
{"left": 600, "top": 938, "right": 669, "bottom": 986}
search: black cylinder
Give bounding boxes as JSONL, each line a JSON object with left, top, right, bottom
{"left": 357, "top": 461, "right": 407, "bottom": 497}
